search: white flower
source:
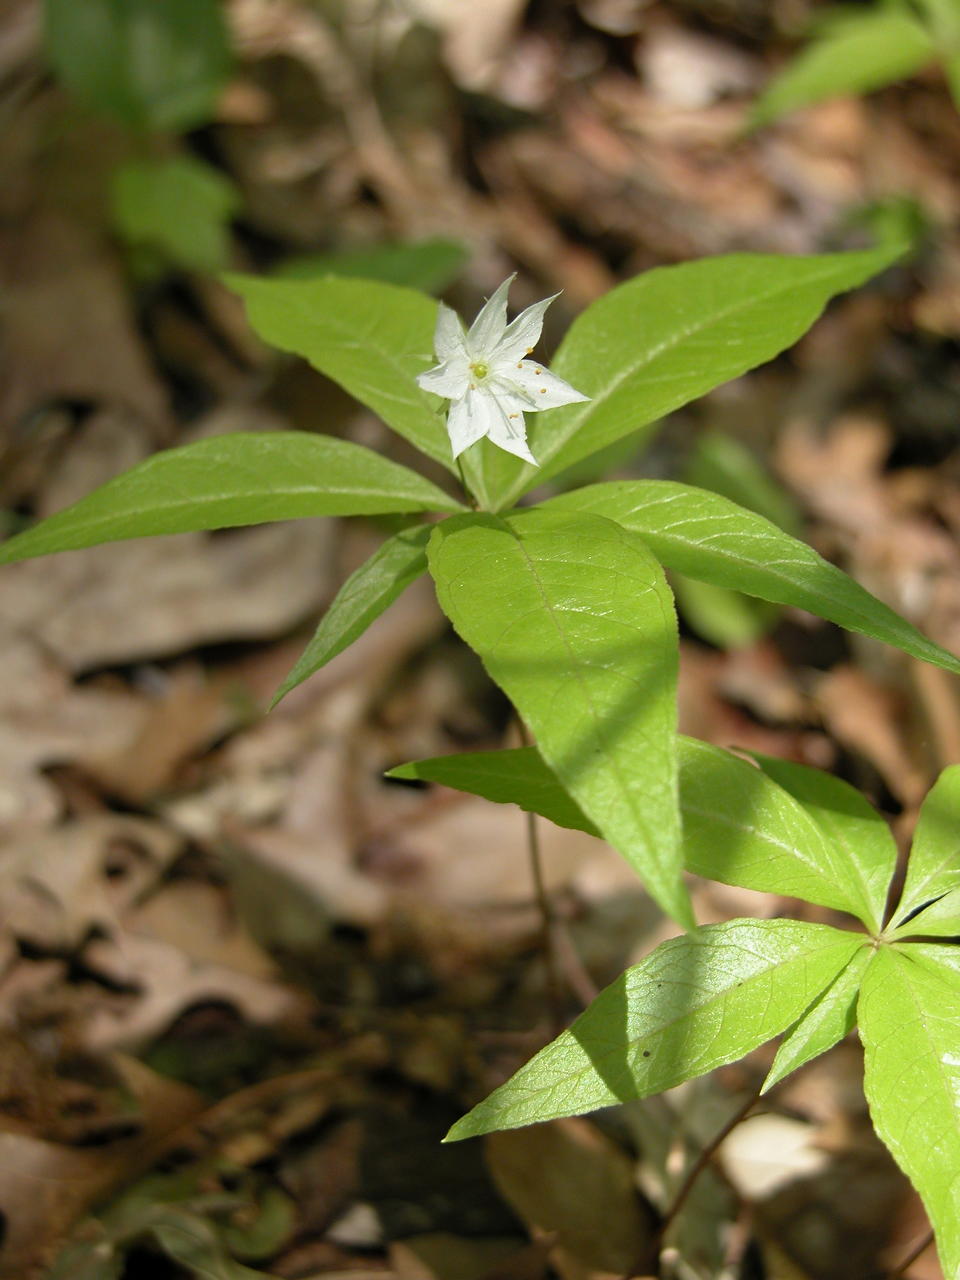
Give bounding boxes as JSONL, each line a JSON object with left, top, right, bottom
{"left": 416, "top": 274, "right": 590, "bottom": 465}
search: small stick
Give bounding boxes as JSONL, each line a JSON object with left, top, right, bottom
{"left": 887, "top": 1228, "right": 935, "bottom": 1279}
{"left": 655, "top": 1088, "right": 760, "bottom": 1248}
{"left": 518, "top": 721, "right": 564, "bottom": 1033}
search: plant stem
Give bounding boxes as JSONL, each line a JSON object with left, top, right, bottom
{"left": 517, "top": 720, "right": 564, "bottom": 1033}
{"left": 455, "top": 456, "right": 478, "bottom": 509}
{"left": 887, "top": 1228, "right": 935, "bottom": 1279}
{"left": 655, "top": 1088, "right": 760, "bottom": 1248}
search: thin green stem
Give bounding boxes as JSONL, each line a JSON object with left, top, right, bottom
{"left": 455, "top": 456, "right": 478, "bottom": 510}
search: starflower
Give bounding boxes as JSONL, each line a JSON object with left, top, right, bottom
{"left": 416, "top": 274, "right": 589, "bottom": 465}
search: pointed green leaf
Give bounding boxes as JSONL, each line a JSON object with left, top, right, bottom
{"left": 228, "top": 276, "right": 441, "bottom": 460}
{"left": 749, "top": 753, "right": 896, "bottom": 934}
{"left": 427, "top": 508, "right": 689, "bottom": 926}
{"left": 859, "top": 945, "right": 960, "bottom": 1280}
{"left": 447, "top": 920, "right": 862, "bottom": 1139}
{"left": 545, "top": 481, "right": 960, "bottom": 676}
{"left": 0, "top": 434, "right": 463, "bottom": 565}
{"left": 272, "top": 524, "right": 431, "bottom": 706}
{"left": 750, "top": 12, "right": 935, "bottom": 128}
{"left": 680, "top": 738, "right": 879, "bottom": 924}
{"left": 483, "top": 247, "right": 903, "bottom": 509}
{"left": 893, "top": 886, "right": 960, "bottom": 939}
{"left": 228, "top": 274, "right": 497, "bottom": 509}
{"left": 388, "top": 745, "right": 591, "bottom": 833}
{"left": 762, "top": 943, "right": 871, "bottom": 1093}
{"left": 895, "top": 765, "right": 960, "bottom": 925}
{"left": 391, "top": 737, "right": 878, "bottom": 924}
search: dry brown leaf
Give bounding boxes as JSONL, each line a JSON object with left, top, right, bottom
{"left": 486, "top": 1118, "right": 657, "bottom": 1279}
{"left": 0, "top": 211, "right": 169, "bottom": 439}
{"left": 0, "top": 815, "right": 182, "bottom": 952}
{"left": 0, "top": 1057, "right": 202, "bottom": 1279}
{"left": 391, "top": 1232, "right": 543, "bottom": 1280}
{"left": 81, "top": 930, "right": 306, "bottom": 1052}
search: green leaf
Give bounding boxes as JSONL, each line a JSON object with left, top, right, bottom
{"left": 427, "top": 508, "right": 689, "bottom": 926}
{"left": 762, "top": 942, "right": 871, "bottom": 1093}
{"left": 750, "top": 11, "right": 935, "bottom": 128}
{"left": 43, "top": 0, "right": 232, "bottom": 132}
{"left": 482, "top": 246, "right": 903, "bottom": 510}
{"left": 446, "top": 920, "right": 863, "bottom": 1139}
{"left": 0, "top": 434, "right": 463, "bottom": 564}
{"left": 388, "top": 745, "right": 592, "bottom": 833}
{"left": 272, "top": 524, "right": 431, "bottom": 706}
{"left": 111, "top": 156, "right": 240, "bottom": 274}
{"left": 859, "top": 945, "right": 960, "bottom": 1280}
{"left": 895, "top": 765, "right": 960, "bottom": 925}
{"left": 226, "top": 274, "right": 464, "bottom": 481}
{"left": 276, "top": 238, "right": 468, "bottom": 294}
{"left": 391, "top": 737, "right": 879, "bottom": 924}
{"left": 680, "top": 738, "right": 881, "bottom": 924}
{"left": 945, "top": 49, "right": 960, "bottom": 109}
{"left": 545, "top": 481, "right": 960, "bottom": 676}
{"left": 914, "top": 0, "right": 960, "bottom": 46}
{"left": 749, "top": 753, "right": 896, "bottom": 934}
{"left": 894, "top": 886, "right": 960, "bottom": 939}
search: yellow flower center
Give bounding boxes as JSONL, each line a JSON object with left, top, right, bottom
{"left": 470, "top": 361, "right": 490, "bottom": 380}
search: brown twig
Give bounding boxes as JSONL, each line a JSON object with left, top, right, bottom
{"left": 517, "top": 720, "right": 564, "bottom": 1034}
{"left": 887, "top": 1228, "right": 935, "bottom": 1279}
{"left": 654, "top": 1088, "right": 761, "bottom": 1250}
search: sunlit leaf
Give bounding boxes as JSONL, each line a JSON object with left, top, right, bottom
{"left": 762, "top": 943, "right": 871, "bottom": 1092}
{"left": 894, "top": 764, "right": 960, "bottom": 925}
{"left": 859, "top": 944, "right": 960, "bottom": 1280}
{"left": 427, "top": 507, "right": 689, "bottom": 925}
{"left": 749, "top": 753, "right": 896, "bottom": 934}
{"left": 482, "top": 246, "right": 903, "bottom": 509}
{"left": 272, "top": 524, "right": 431, "bottom": 706}
{"left": 545, "top": 481, "right": 960, "bottom": 676}
{"left": 391, "top": 737, "right": 880, "bottom": 923}
{"left": 0, "top": 434, "right": 462, "bottom": 564}
{"left": 447, "top": 920, "right": 862, "bottom": 1139}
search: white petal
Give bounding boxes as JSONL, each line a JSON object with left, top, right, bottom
{"left": 446, "top": 388, "right": 499, "bottom": 458}
{"left": 417, "top": 355, "right": 471, "bottom": 400}
{"left": 434, "top": 302, "right": 466, "bottom": 362}
{"left": 490, "top": 293, "right": 559, "bottom": 365}
{"left": 493, "top": 360, "right": 591, "bottom": 411}
{"left": 483, "top": 393, "right": 537, "bottom": 464}
{"left": 465, "top": 274, "right": 515, "bottom": 358}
